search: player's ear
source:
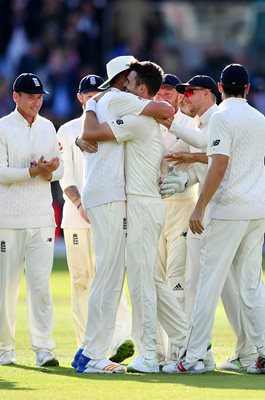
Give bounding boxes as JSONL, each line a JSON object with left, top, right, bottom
{"left": 245, "top": 83, "right": 250, "bottom": 95}
{"left": 218, "top": 83, "right": 224, "bottom": 94}
{"left": 77, "top": 93, "right": 83, "bottom": 104}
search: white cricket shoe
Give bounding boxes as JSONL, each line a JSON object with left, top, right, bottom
{"left": 204, "top": 348, "right": 216, "bottom": 372}
{"left": 218, "top": 357, "right": 247, "bottom": 372}
{"left": 0, "top": 350, "right": 17, "bottom": 365}
{"left": 35, "top": 350, "right": 59, "bottom": 367}
{"left": 247, "top": 357, "right": 265, "bottom": 374}
{"left": 127, "top": 355, "right": 159, "bottom": 373}
{"left": 162, "top": 359, "right": 206, "bottom": 374}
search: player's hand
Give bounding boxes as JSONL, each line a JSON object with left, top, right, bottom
{"left": 164, "top": 152, "right": 194, "bottom": 166}
{"left": 78, "top": 204, "right": 90, "bottom": 223}
{"left": 155, "top": 116, "right": 174, "bottom": 129}
{"left": 76, "top": 137, "right": 98, "bottom": 153}
{"left": 189, "top": 205, "right": 205, "bottom": 234}
{"left": 160, "top": 170, "right": 190, "bottom": 198}
{"left": 91, "top": 90, "right": 108, "bottom": 102}
{"left": 38, "top": 156, "right": 60, "bottom": 181}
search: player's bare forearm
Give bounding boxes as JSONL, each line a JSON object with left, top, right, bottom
{"left": 82, "top": 111, "right": 115, "bottom": 141}
{"left": 165, "top": 152, "right": 208, "bottom": 166}
{"left": 64, "top": 185, "right": 81, "bottom": 208}
{"left": 189, "top": 154, "right": 229, "bottom": 234}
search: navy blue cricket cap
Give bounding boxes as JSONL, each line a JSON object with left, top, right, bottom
{"left": 161, "top": 73, "right": 182, "bottom": 87}
{"left": 13, "top": 73, "right": 49, "bottom": 94}
{"left": 176, "top": 75, "right": 218, "bottom": 97}
{"left": 78, "top": 74, "right": 104, "bottom": 94}
{"left": 220, "top": 64, "right": 249, "bottom": 87}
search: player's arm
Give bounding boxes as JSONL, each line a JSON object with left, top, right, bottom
{"left": 109, "top": 91, "right": 175, "bottom": 119}
{"left": 189, "top": 154, "right": 228, "bottom": 234}
{"left": 82, "top": 111, "right": 115, "bottom": 142}
{"left": 165, "top": 151, "right": 208, "bottom": 166}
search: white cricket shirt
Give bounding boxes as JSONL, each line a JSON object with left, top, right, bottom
{"left": 0, "top": 109, "right": 63, "bottom": 228}
{"left": 207, "top": 97, "right": 265, "bottom": 220}
{"left": 57, "top": 115, "right": 90, "bottom": 229}
{"left": 108, "top": 114, "right": 163, "bottom": 198}
{"left": 82, "top": 89, "right": 150, "bottom": 208}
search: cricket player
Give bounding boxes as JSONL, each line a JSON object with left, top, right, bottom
{"left": 77, "top": 61, "right": 190, "bottom": 373}
{"left": 163, "top": 64, "right": 265, "bottom": 374}
{"left": 0, "top": 73, "right": 63, "bottom": 367}
{"left": 72, "top": 56, "right": 175, "bottom": 374}
{"left": 155, "top": 73, "right": 197, "bottom": 367}
{"left": 161, "top": 75, "right": 258, "bottom": 372}
{"left": 57, "top": 74, "right": 134, "bottom": 365}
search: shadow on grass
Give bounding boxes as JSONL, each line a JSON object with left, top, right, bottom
{"left": 0, "top": 377, "right": 35, "bottom": 391}
{"left": 8, "top": 364, "right": 265, "bottom": 390}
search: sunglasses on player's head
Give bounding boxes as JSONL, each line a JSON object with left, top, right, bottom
{"left": 184, "top": 87, "right": 211, "bottom": 98}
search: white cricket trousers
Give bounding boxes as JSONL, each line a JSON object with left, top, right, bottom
{"left": 126, "top": 195, "right": 165, "bottom": 359}
{"left": 0, "top": 228, "right": 56, "bottom": 352}
{"left": 82, "top": 201, "right": 127, "bottom": 359}
{"left": 185, "top": 227, "right": 257, "bottom": 364}
{"left": 64, "top": 228, "right": 131, "bottom": 352}
{"left": 156, "top": 197, "right": 195, "bottom": 359}
{"left": 186, "top": 219, "right": 265, "bottom": 363}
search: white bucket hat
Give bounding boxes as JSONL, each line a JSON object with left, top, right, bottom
{"left": 98, "top": 55, "right": 137, "bottom": 90}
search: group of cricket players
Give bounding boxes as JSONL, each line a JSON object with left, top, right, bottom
{"left": 0, "top": 54, "right": 265, "bottom": 375}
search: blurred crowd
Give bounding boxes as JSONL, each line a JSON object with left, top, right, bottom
{"left": 1, "top": 0, "right": 265, "bottom": 236}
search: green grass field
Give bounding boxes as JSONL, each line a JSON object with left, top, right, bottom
{"left": 1, "top": 257, "right": 265, "bottom": 400}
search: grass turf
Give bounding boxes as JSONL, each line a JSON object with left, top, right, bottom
{"left": 0, "top": 257, "right": 265, "bottom": 400}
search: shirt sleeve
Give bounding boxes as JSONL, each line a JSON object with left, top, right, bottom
{"left": 56, "top": 126, "right": 74, "bottom": 190}
{"left": 0, "top": 132, "right": 31, "bottom": 184}
{"left": 108, "top": 92, "right": 151, "bottom": 118}
{"left": 207, "top": 113, "right": 231, "bottom": 157}
{"left": 170, "top": 118, "right": 207, "bottom": 149}
{"left": 107, "top": 115, "right": 144, "bottom": 143}
{"left": 50, "top": 127, "right": 64, "bottom": 182}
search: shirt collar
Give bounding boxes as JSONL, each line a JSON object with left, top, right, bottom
{"left": 219, "top": 97, "right": 247, "bottom": 110}
{"left": 198, "top": 104, "right": 219, "bottom": 128}
{"left": 14, "top": 108, "right": 39, "bottom": 125}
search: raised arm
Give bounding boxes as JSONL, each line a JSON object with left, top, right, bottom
{"left": 82, "top": 110, "right": 115, "bottom": 142}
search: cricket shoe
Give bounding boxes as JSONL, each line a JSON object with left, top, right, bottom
{"left": 162, "top": 359, "right": 206, "bottom": 374}
{"left": 0, "top": 350, "right": 17, "bottom": 365}
{"left": 247, "top": 356, "right": 265, "bottom": 374}
{"left": 218, "top": 357, "right": 247, "bottom": 372}
{"left": 157, "top": 354, "right": 166, "bottom": 371}
{"left": 35, "top": 350, "right": 59, "bottom": 367}
{"left": 127, "top": 355, "right": 159, "bottom": 373}
{"left": 204, "top": 344, "right": 216, "bottom": 372}
{"left": 76, "top": 354, "right": 126, "bottom": 374}
{"left": 110, "top": 339, "right": 135, "bottom": 363}
{"left": 71, "top": 347, "right": 83, "bottom": 369}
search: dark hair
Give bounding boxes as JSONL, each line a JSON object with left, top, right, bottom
{"left": 130, "top": 61, "right": 163, "bottom": 96}
{"left": 221, "top": 84, "right": 246, "bottom": 98}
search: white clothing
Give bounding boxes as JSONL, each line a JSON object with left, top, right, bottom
{"left": 58, "top": 115, "right": 132, "bottom": 349}
{"left": 0, "top": 109, "right": 63, "bottom": 228}
{"left": 57, "top": 116, "right": 89, "bottom": 229}
{"left": 82, "top": 89, "right": 150, "bottom": 209}
{"left": 81, "top": 90, "right": 150, "bottom": 359}
{"left": 82, "top": 201, "right": 127, "bottom": 359}
{"left": 0, "top": 108, "right": 62, "bottom": 354}
{"left": 207, "top": 98, "right": 265, "bottom": 220}
{"left": 186, "top": 219, "right": 265, "bottom": 363}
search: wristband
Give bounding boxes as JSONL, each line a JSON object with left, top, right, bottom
{"left": 86, "top": 99, "right": 97, "bottom": 113}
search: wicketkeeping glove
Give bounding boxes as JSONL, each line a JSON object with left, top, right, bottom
{"left": 160, "top": 170, "right": 190, "bottom": 198}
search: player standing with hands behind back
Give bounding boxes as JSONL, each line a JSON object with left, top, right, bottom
{"left": 0, "top": 73, "right": 63, "bottom": 367}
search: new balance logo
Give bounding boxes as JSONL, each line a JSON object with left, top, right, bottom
{"left": 73, "top": 233, "right": 79, "bottom": 245}
{"left": 173, "top": 283, "right": 184, "bottom": 291}
{"left": 47, "top": 237, "right": 53, "bottom": 243}
{"left": 212, "top": 139, "right": 220, "bottom": 146}
{"left": 1, "top": 241, "right": 6, "bottom": 252}
{"left": 180, "top": 231, "right": 187, "bottom": 237}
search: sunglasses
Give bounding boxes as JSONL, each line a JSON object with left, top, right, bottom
{"left": 184, "top": 88, "right": 210, "bottom": 98}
